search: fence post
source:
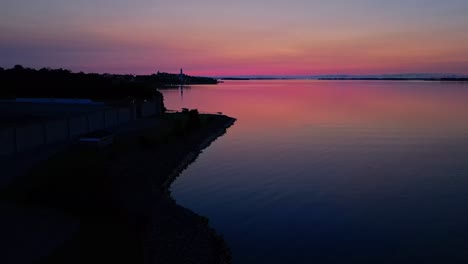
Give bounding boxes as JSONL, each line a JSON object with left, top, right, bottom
{"left": 13, "top": 127, "right": 18, "bottom": 153}
{"left": 116, "top": 108, "right": 120, "bottom": 125}
{"left": 103, "top": 110, "right": 107, "bottom": 128}
{"left": 66, "top": 118, "right": 71, "bottom": 139}
{"left": 42, "top": 122, "right": 47, "bottom": 144}
{"left": 86, "top": 114, "right": 90, "bottom": 133}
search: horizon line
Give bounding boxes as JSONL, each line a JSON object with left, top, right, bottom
{"left": 2, "top": 66, "right": 468, "bottom": 79}
{"left": 211, "top": 73, "right": 468, "bottom": 78}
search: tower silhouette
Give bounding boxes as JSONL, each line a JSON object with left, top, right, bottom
{"left": 179, "top": 68, "right": 184, "bottom": 84}
{"left": 179, "top": 68, "right": 184, "bottom": 101}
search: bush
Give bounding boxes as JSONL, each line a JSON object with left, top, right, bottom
{"left": 187, "top": 109, "right": 200, "bottom": 130}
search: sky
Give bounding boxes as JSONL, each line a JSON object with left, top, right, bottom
{"left": 1, "top": 0, "right": 468, "bottom": 76}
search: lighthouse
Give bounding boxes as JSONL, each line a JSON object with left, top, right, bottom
{"left": 179, "top": 68, "right": 184, "bottom": 83}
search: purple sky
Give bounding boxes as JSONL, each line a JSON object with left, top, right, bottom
{"left": 1, "top": 0, "right": 468, "bottom": 75}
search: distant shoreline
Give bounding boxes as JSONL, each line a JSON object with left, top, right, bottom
{"left": 317, "top": 78, "right": 468, "bottom": 81}
{"left": 219, "top": 77, "right": 468, "bottom": 81}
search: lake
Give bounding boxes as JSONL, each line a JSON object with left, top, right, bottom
{"left": 160, "top": 80, "right": 468, "bottom": 263}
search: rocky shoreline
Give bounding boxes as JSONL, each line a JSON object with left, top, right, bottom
{"left": 162, "top": 118, "right": 236, "bottom": 192}
{"left": 1, "top": 113, "right": 236, "bottom": 264}
{"left": 148, "top": 115, "right": 236, "bottom": 264}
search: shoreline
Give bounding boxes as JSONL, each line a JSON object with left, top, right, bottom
{"left": 0, "top": 113, "right": 236, "bottom": 264}
{"left": 152, "top": 116, "right": 236, "bottom": 264}
{"left": 144, "top": 114, "right": 235, "bottom": 264}
{"left": 162, "top": 117, "right": 236, "bottom": 192}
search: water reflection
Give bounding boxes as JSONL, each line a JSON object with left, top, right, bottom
{"left": 161, "top": 80, "right": 468, "bottom": 263}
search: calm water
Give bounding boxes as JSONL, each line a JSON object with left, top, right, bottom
{"left": 160, "top": 80, "right": 468, "bottom": 264}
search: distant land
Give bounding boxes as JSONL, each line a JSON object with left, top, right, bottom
{"left": 217, "top": 73, "right": 468, "bottom": 81}
{"left": 0, "top": 65, "right": 218, "bottom": 100}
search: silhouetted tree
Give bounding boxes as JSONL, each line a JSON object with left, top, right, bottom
{"left": 186, "top": 109, "right": 201, "bottom": 130}
{"left": 13, "top": 65, "right": 24, "bottom": 71}
{"left": 0, "top": 66, "right": 218, "bottom": 100}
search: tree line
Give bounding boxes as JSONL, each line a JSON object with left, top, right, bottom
{"left": 0, "top": 65, "right": 218, "bottom": 100}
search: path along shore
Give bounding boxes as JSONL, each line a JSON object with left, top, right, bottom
{"left": 0, "top": 113, "right": 235, "bottom": 264}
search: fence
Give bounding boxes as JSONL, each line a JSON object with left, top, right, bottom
{"left": 0, "top": 99, "right": 162, "bottom": 156}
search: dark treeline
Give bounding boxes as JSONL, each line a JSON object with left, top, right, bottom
{"left": 0, "top": 65, "right": 217, "bottom": 100}
{"left": 145, "top": 71, "right": 218, "bottom": 86}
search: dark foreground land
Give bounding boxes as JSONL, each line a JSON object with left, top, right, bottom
{"left": 0, "top": 113, "right": 235, "bottom": 264}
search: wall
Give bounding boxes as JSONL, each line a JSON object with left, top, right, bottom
{"left": 118, "top": 108, "right": 132, "bottom": 124}
{"left": 15, "top": 124, "right": 45, "bottom": 152}
{"left": 104, "top": 110, "right": 119, "bottom": 128}
{"left": 87, "top": 112, "right": 105, "bottom": 132}
{"left": 139, "top": 101, "right": 156, "bottom": 117}
{"left": 45, "top": 120, "right": 68, "bottom": 143}
{"left": 0, "top": 100, "right": 162, "bottom": 156}
{"left": 138, "top": 99, "right": 163, "bottom": 118}
{"left": 68, "top": 115, "right": 88, "bottom": 139}
{"left": 0, "top": 128, "right": 15, "bottom": 156}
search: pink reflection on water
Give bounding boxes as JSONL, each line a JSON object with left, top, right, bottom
{"left": 165, "top": 80, "right": 468, "bottom": 264}
{"left": 162, "top": 80, "right": 468, "bottom": 136}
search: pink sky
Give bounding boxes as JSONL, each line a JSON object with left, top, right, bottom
{"left": 1, "top": 1, "right": 468, "bottom": 76}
